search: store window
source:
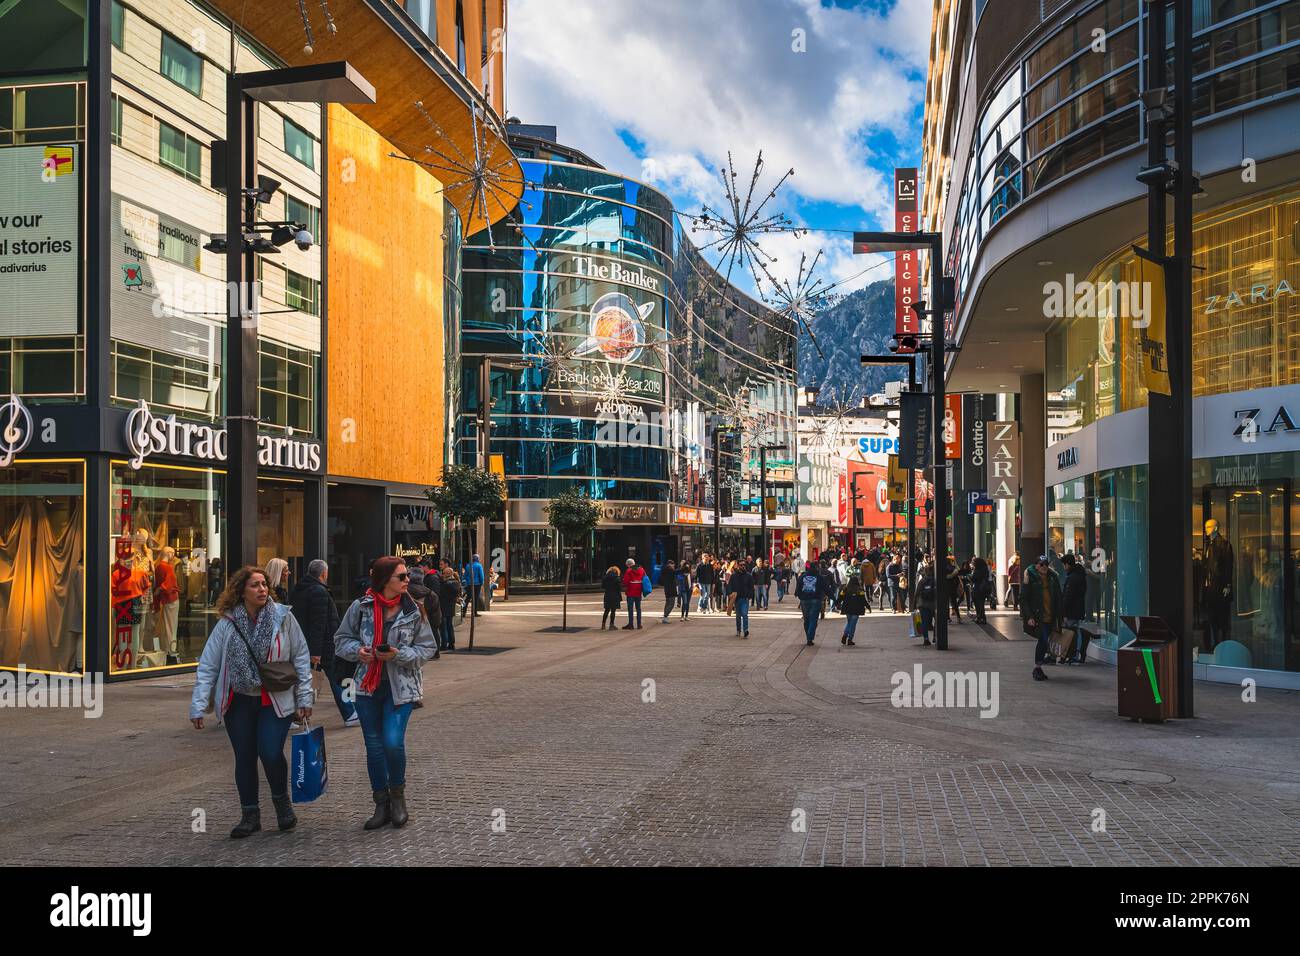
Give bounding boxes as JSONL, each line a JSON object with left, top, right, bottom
{"left": 257, "top": 481, "right": 304, "bottom": 580}
{"left": 392, "top": 501, "right": 441, "bottom": 565}
{"left": 0, "top": 461, "right": 85, "bottom": 674}
{"left": 1194, "top": 453, "right": 1300, "bottom": 673}
{"left": 160, "top": 32, "right": 203, "bottom": 97}
{"left": 109, "top": 462, "right": 225, "bottom": 674}
{"left": 283, "top": 118, "right": 315, "bottom": 169}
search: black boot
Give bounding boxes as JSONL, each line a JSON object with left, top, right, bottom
{"left": 364, "top": 789, "right": 391, "bottom": 830}
{"left": 230, "top": 807, "right": 261, "bottom": 839}
{"left": 271, "top": 794, "right": 297, "bottom": 831}
{"left": 389, "top": 784, "right": 409, "bottom": 828}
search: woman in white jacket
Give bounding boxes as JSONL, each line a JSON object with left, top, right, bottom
{"left": 189, "top": 565, "right": 313, "bottom": 839}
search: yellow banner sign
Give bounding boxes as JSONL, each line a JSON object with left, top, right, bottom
{"left": 1137, "top": 256, "right": 1171, "bottom": 396}
{"left": 887, "top": 454, "right": 907, "bottom": 502}
{"left": 489, "top": 453, "right": 507, "bottom": 499}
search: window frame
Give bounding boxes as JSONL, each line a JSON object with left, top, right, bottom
{"left": 282, "top": 116, "right": 315, "bottom": 169}
{"left": 160, "top": 31, "right": 204, "bottom": 98}
{"left": 157, "top": 119, "right": 202, "bottom": 183}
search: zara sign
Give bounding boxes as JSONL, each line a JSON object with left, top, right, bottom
{"left": 125, "top": 400, "right": 321, "bottom": 472}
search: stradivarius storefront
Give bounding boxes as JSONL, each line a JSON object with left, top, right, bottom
{"left": 0, "top": 397, "right": 323, "bottom": 680}
{"left": 1042, "top": 185, "right": 1300, "bottom": 687}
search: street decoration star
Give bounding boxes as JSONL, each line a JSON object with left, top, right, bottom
{"left": 759, "top": 249, "right": 843, "bottom": 359}
{"left": 388, "top": 101, "right": 530, "bottom": 248}
{"left": 689, "top": 151, "right": 805, "bottom": 292}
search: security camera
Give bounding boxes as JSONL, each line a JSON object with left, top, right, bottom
{"left": 294, "top": 228, "right": 314, "bottom": 251}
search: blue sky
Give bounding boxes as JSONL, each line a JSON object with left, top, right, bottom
{"left": 506, "top": 0, "right": 931, "bottom": 297}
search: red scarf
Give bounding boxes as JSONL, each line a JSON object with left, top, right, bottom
{"left": 361, "top": 588, "right": 402, "bottom": 693}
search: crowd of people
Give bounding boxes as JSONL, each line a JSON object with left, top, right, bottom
{"left": 188, "top": 544, "right": 1081, "bottom": 840}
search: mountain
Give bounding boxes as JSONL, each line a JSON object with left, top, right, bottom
{"left": 797, "top": 279, "right": 907, "bottom": 401}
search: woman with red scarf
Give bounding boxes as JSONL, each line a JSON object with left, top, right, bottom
{"left": 334, "top": 556, "right": 437, "bottom": 830}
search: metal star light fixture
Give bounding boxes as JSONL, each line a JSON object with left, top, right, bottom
{"left": 689, "top": 151, "right": 805, "bottom": 291}
{"left": 389, "top": 100, "right": 531, "bottom": 248}
{"left": 759, "top": 248, "right": 844, "bottom": 359}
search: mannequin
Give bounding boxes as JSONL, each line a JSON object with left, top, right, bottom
{"left": 1202, "top": 518, "right": 1234, "bottom": 650}
{"left": 153, "top": 546, "right": 180, "bottom": 662}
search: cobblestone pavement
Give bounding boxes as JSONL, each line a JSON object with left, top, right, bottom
{"left": 1, "top": 595, "right": 1298, "bottom": 865}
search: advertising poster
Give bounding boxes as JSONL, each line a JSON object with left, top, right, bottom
{"left": 0, "top": 144, "right": 79, "bottom": 335}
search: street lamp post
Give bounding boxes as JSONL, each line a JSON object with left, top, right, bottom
{"left": 854, "top": 230, "right": 953, "bottom": 648}
{"left": 759, "top": 443, "right": 788, "bottom": 564}
{"left": 222, "top": 62, "right": 374, "bottom": 568}
{"left": 861, "top": 353, "right": 920, "bottom": 606}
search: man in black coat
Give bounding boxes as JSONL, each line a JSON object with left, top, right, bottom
{"left": 1060, "top": 554, "right": 1088, "bottom": 662}
{"left": 289, "top": 559, "right": 356, "bottom": 725}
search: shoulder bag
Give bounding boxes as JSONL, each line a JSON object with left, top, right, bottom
{"left": 230, "top": 615, "right": 299, "bottom": 693}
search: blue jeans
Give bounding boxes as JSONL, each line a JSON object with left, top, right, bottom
{"left": 440, "top": 615, "right": 455, "bottom": 649}
{"left": 756, "top": 585, "right": 769, "bottom": 609}
{"left": 698, "top": 590, "right": 709, "bottom": 612}
{"left": 662, "top": 595, "right": 677, "bottom": 619}
{"left": 735, "top": 597, "right": 750, "bottom": 633}
{"left": 1033, "top": 621, "right": 1053, "bottom": 665}
{"left": 920, "top": 606, "right": 934, "bottom": 638}
{"left": 626, "top": 596, "right": 642, "bottom": 627}
{"left": 322, "top": 665, "right": 356, "bottom": 722}
{"left": 800, "top": 598, "right": 821, "bottom": 643}
{"left": 352, "top": 682, "right": 414, "bottom": 791}
{"left": 776, "top": 580, "right": 786, "bottom": 601}
{"left": 843, "top": 614, "right": 860, "bottom": 639}
{"left": 223, "top": 693, "right": 293, "bottom": 809}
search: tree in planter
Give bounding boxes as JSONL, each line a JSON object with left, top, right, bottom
{"left": 545, "top": 488, "right": 602, "bottom": 632}
{"left": 426, "top": 464, "right": 505, "bottom": 652}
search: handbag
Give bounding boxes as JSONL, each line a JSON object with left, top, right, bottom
{"left": 231, "top": 617, "right": 299, "bottom": 693}
{"left": 290, "top": 720, "right": 328, "bottom": 803}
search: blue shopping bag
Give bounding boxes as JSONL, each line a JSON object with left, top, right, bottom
{"left": 291, "top": 722, "right": 328, "bottom": 803}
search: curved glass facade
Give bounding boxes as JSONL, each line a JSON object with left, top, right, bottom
{"left": 948, "top": 0, "right": 1300, "bottom": 311}
{"left": 461, "top": 156, "right": 797, "bottom": 585}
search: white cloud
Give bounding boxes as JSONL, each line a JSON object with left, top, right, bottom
{"left": 505, "top": 0, "right": 929, "bottom": 228}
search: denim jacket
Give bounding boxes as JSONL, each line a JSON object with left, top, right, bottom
{"left": 333, "top": 593, "right": 438, "bottom": 706}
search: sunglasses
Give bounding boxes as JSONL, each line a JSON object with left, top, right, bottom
{"left": 394, "top": 572, "right": 410, "bottom": 581}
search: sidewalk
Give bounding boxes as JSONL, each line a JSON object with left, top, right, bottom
{"left": 0, "top": 595, "right": 1296, "bottom": 866}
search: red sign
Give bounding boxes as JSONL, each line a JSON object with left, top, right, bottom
{"left": 837, "top": 471, "right": 849, "bottom": 526}
{"left": 943, "top": 394, "right": 963, "bottom": 461}
{"left": 894, "top": 168, "right": 919, "bottom": 339}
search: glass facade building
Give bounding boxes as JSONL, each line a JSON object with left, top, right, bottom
{"left": 461, "top": 140, "right": 797, "bottom": 588}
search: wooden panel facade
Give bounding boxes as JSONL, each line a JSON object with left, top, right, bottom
{"left": 203, "top": 0, "right": 521, "bottom": 236}
{"left": 326, "top": 104, "right": 446, "bottom": 486}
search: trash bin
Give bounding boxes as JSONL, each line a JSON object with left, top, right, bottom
{"left": 1117, "top": 616, "right": 1178, "bottom": 722}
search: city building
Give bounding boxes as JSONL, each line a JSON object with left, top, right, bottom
{"left": 796, "top": 405, "right": 930, "bottom": 556}
{"left": 459, "top": 125, "right": 798, "bottom": 588}
{"left": 0, "top": 0, "right": 516, "bottom": 678}
{"left": 923, "top": 0, "right": 1300, "bottom": 686}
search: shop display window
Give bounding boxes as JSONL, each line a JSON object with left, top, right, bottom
{"left": 0, "top": 460, "right": 84, "bottom": 674}
{"left": 109, "top": 462, "right": 224, "bottom": 674}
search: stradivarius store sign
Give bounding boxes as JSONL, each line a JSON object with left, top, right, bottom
{"left": 125, "top": 401, "right": 322, "bottom": 472}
